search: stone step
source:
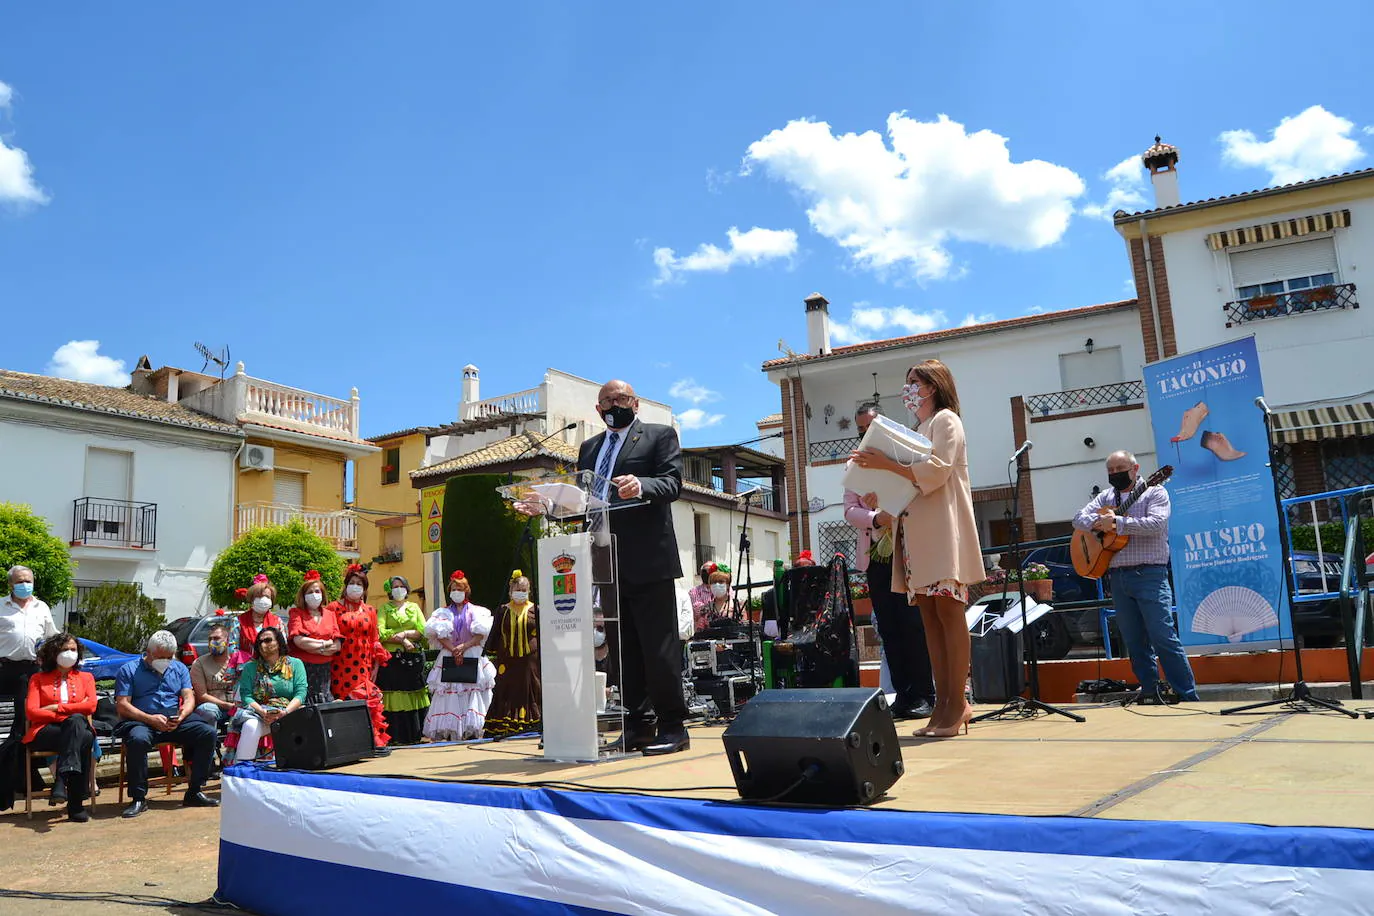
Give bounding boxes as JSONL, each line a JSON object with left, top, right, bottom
{"left": 1075, "top": 680, "right": 1374, "bottom": 705}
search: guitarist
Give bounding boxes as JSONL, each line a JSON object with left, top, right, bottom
{"left": 1072, "top": 450, "right": 1199, "bottom": 703}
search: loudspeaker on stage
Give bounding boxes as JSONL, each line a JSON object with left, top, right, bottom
{"left": 271, "top": 700, "right": 374, "bottom": 770}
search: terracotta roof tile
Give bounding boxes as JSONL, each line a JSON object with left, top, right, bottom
{"left": 757, "top": 413, "right": 783, "bottom": 426}
{"left": 1115, "top": 166, "right": 1374, "bottom": 220}
{"left": 761, "top": 300, "right": 1137, "bottom": 368}
{"left": 411, "top": 430, "right": 580, "bottom": 479}
{"left": 0, "top": 370, "right": 243, "bottom": 435}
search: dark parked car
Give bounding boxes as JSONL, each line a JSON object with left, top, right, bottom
{"left": 1289, "top": 551, "right": 1374, "bottom": 648}
{"left": 167, "top": 613, "right": 242, "bottom": 667}
{"left": 1017, "top": 544, "right": 1112, "bottom": 660}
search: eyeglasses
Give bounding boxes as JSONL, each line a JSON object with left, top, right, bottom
{"left": 598, "top": 394, "right": 635, "bottom": 408}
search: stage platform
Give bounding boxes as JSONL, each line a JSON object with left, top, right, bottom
{"left": 218, "top": 703, "right": 1374, "bottom": 914}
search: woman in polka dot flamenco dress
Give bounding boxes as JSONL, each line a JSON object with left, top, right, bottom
{"left": 329, "top": 564, "right": 392, "bottom": 754}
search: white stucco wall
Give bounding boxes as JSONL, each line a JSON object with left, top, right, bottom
{"left": 671, "top": 499, "right": 789, "bottom": 590}
{"left": 1157, "top": 197, "right": 1374, "bottom": 405}
{"left": 0, "top": 412, "right": 239, "bottom": 624}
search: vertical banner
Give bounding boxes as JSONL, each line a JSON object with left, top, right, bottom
{"left": 537, "top": 532, "right": 598, "bottom": 760}
{"left": 420, "top": 485, "right": 444, "bottom": 554}
{"left": 1144, "top": 336, "right": 1291, "bottom": 651}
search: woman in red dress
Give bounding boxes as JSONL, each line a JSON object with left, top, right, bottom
{"left": 329, "top": 564, "right": 391, "bottom": 754}
{"left": 237, "top": 574, "right": 285, "bottom": 654}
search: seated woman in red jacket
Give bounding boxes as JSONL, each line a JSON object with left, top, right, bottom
{"left": 24, "top": 632, "right": 98, "bottom": 823}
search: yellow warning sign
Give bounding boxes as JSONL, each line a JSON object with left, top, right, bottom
{"left": 420, "top": 485, "right": 444, "bottom": 553}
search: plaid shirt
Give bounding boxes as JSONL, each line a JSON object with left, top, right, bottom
{"left": 1072, "top": 484, "right": 1171, "bottom": 568}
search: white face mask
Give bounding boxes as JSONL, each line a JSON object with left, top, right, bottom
{"left": 345, "top": 584, "right": 365, "bottom": 600}
{"left": 57, "top": 649, "right": 79, "bottom": 669}
{"left": 510, "top": 590, "right": 529, "bottom": 604}
{"left": 390, "top": 587, "right": 408, "bottom": 602}
{"left": 253, "top": 596, "right": 273, "bottom": 612}
{"left": 593, "top": 628, "right": 606, "bottom": 648}
{"left": 450, "top": 590, "right": 466, "bottom": 605}
{"left": 304, "top": 591, "right": 323, "bottom": 609}
{"left": 149, "top": 657, "right": 172, "bottom": 674}
{"left": 711, "top": 583, "right": 729, "bottom": 598}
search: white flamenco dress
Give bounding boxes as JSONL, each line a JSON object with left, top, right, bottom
{"left": 423, "top": 602, "right": 497, "bottom": 741}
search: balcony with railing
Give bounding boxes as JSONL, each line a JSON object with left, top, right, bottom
{"left": 461, "top": 386, "right": 544, "bottom": 421}
{"left": 179, "top": 362, "right": 362, "bottom": 440}
{"left": 236, "top": 503, "right": 359, "bottom": 553}
{"left": 71, "top": 498, "right": 157, "bottom": 549}
{"left": 1223, "top": 282, "right": 1358, "bottom": 328}
{"left": 809, "top": 436, "right": 861, "bottom": 463}
{"left": 1025, "top": 380, "right": 1145, "bottom": 418}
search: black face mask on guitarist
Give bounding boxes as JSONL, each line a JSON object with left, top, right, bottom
{"left": 1108, "top": 470, "right": 1133, "bottom": 492}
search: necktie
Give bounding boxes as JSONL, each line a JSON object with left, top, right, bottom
{"left": 596, "top": 431, "right": 619, "bottom": 501}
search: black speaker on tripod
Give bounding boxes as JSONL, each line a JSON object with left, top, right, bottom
{"left": 271, "top": 700, "right": 374, "bottom": 770}
{"left": 722, "top": 688, "right": 903, "bottom": 806}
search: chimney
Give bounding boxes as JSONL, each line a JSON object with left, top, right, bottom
{"left": 130, "top": 355, "right": 154, "bottom": 395}
{"left": 461, "top": 364, "right": 480, "bottom": 409}
{"left": 804, "top": 293, "right": 831, "bottom": 356}
{"left": 1142, "top": 136, "right": 1180, "bottom": 209}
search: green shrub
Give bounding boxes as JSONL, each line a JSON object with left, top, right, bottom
{"left": 1289, "top": 518, "right": 1374, "bottom": 554}
{"left": 70, "top": 582, "right": 165, "bottom": 652}
{"left": 0, "top": 502, "right": 76, "bottom": 605}
{"left": 441, "top": 474, "right": 531, "bottom": 610}
{"left": 208, "top": 520, "right": 344, "bottom": 608}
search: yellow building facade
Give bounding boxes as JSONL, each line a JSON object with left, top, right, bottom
{"left": 354, "top": 428, "right": 430, "bottom": 608}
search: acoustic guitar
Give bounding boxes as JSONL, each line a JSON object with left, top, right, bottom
{"left": 1071, "top": 466, "right": 1174, "bottom": 579}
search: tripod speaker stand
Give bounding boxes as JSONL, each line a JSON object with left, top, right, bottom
{"left": 972, "top": 445, "right": 1084, "bottom": 724}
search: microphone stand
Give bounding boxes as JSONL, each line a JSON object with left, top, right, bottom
{"left": 1221, "top": 403, "right": 1357, "bottom": 717}
{"left": 973, "top": 446, "right": 1084, "bottom": 723}
{"left": 508, "top": 422, "right": 579, "bottom": 601}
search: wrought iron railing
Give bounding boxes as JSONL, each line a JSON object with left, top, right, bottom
{"left": 1223, "top": 282, "right": 1358, "bottom": 328}
{"left": 808, "top": 436, "right": 860, "bottom": 463}
{"left": 1026, "top": 380, "right": 1145, "bottom": 418}
{"left": 72, "top": 498, "right": 157, "bottom": 549}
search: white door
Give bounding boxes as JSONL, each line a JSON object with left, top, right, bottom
{"left": 274, "top": 470, "right": 306, "bottom": 508}
{"left": 85, "top": 448, "right": 132, "bottom": 501}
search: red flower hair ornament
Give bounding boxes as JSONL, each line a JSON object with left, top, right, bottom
{"left": 449, "top": 570, "right": 466, "bottom": 582}
{"left": 304, "top": 570, "right": 321, "bottom": 582}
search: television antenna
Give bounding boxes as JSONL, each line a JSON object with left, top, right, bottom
{"left": 195, "top": 342, "right": 231, "bottom": 378}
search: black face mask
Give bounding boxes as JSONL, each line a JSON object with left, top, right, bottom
{"left": 1108, "top": 470, "right": 1133, "bottom": 492}
{"left": 603, "top": 405, "right": 635, "bottom": 429}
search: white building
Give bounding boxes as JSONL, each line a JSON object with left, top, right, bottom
{"left": 762, "top": 293, "right": 1158, "bottom": 559}
{"left": 1114, "top": 140, "right": 1374, "bottom": 496}
{"left": 0, "top": 370, "right": 244, "bottom": 625}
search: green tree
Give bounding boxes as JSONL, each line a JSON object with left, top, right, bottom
{"left": 441, "top": 474, "right": 532, "bottom": 610}
{"left": 69, "top": 582, "right": 165, "bottom": 652}
{"left": 0, "top": 502, "right": 76, "bottom": 605}
{"left": 208, "top": 520, "right": 345, "bottom": 609}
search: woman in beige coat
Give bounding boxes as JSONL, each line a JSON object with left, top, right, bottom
{"left": 852, "top": 359, "right": 984, "bottom": 738}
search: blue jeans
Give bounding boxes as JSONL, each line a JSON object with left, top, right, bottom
{"left": 1109, "top": 565, "right": 1199, "bottom": 700}
{"left": 189, "top": 702, "right": 229, "bottom": 727}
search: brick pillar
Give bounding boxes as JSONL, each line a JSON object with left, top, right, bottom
{"left": 1127, "top": 235, "right": 1179, "bottom": 361}
{"left": 780, "top": 377, "right": 812, "bottom": 555}
{"left": 722, "top": 450, "right": 738, "bottom": 494}
{"left": 1292, "top": 441, "right": 1326, "bottom": 497}
{"left": 1010, "top": 395, "right": 1038, "bottom": 541}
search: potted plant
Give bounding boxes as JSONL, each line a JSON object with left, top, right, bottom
{"left": 1245, "top": 294, "right": 1280, "bottom": 316}
{"left": 849, "top": 578, "right": 872, "bottom": 625}
{"left": 1020, "top": 563, "right": 1053, "bottom": 602}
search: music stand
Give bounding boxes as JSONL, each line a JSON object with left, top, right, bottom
{"left": 973, "top": 451, "right": 1084, "bottom": 724}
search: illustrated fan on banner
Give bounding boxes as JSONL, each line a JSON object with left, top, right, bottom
{"left": 1190, "top": 586, "right": 1280, "bottom": 642}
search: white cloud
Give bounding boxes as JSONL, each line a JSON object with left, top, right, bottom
{"left": 669, "top": 378, "right": 720, "bottom": 405}
{"left": 959, "top": 312, "right": 997, "bottom": 327}
{"left": 653, "top": 226, "right": 797, "bottom": 284}
{"left": 830, "top": 304, "right": 949, "bottom": 346}
{"left": 678, "top": 408, "right": 725, "bottom": 431}
{"left": 1081, "top": 155, "right": 1149, "bottom": 219}
{"left": 47, "top": 341, "right": 131, "bottom": 386}
{"left": 0, "top": 80, "right": 49, "bottom": 206}
{"left": 744, "top": 112, "right": 1084, "bottom": 281}
{"left": 1219, "top": 105, "right": 1366, "bottom": 185}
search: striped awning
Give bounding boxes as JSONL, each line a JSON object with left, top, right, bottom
{"left": 1205, "top": 209, "right": 1351, "bottom": 251}
{"left": 1272, "top": 401, "right": 1374, "bottom": 444}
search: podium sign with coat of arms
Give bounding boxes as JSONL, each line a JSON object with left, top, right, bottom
{"left": 537, "top": 533, "right": 598, "bottom": 761}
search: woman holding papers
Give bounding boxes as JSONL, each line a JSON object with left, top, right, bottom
{"left": 852, "top": 359, "right": 984, "bottom": 738}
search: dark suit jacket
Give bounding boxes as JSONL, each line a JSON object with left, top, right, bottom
{"left": 578, "top": 418, "right": 683, "bottom": 586}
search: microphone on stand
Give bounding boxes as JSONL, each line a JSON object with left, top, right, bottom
{"left": 1255, "top": 396, "right": 1272, "bottom": 415}
{"left": 1011, "top": 440, "right": 1034, "bottom": 461}
{"left": 735, "top": 485, "right": 763, "bottom": 501}
{"left": 512, "top": 422, "right": 578, "bottom": 463}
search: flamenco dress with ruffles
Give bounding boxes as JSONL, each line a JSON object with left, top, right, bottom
{"left": 484, "top": 600, "right": 542, "bottom": 738}
{"left": 422, "top": 602, "right": 495, "bottom": 741}
{"left": 328, "top": 599, "right": 391, "bottom": 748}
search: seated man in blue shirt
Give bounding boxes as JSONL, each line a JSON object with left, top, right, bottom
{"left": 113, "top": 629, "right": 220, "bottom": 818}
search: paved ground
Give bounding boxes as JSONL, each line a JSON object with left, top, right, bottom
{"left": 0, "top": 776, "right": 231, "bottom": 916}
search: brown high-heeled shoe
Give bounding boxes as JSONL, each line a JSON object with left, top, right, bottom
{"left": 924, "top": 705, "right": 973, "bottom": 739}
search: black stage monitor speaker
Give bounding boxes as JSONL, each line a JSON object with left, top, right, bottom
{"left": 722, "top": 687, "right": 903, "bottom": 806}
{"left": 271, "top": 700, "right": 374, "bottom": 770}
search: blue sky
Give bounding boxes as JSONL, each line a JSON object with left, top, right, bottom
{"left": 3, "top": 2, "right": 1372, "bottom": 446}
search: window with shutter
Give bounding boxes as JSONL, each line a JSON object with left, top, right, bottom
{"left": 274, "top": 470, "right": 306, "bottom": 508}
{"left": 1230, "top": 238, "right": 1338, "bottom": 299}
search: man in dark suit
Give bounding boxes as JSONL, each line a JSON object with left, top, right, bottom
{"left": 579, "top": 379, "right": 690, "bottom": 755}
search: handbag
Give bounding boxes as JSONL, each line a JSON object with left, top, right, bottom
{"left": 376, "top": 650, "right": 426, "bottom": 692}
{"left": 440, "top": 655, "right": 480, "bottom": 684}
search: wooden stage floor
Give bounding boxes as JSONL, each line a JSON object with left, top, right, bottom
{"left": 336, "top": 702, "right": 1374, "bottom": 830}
